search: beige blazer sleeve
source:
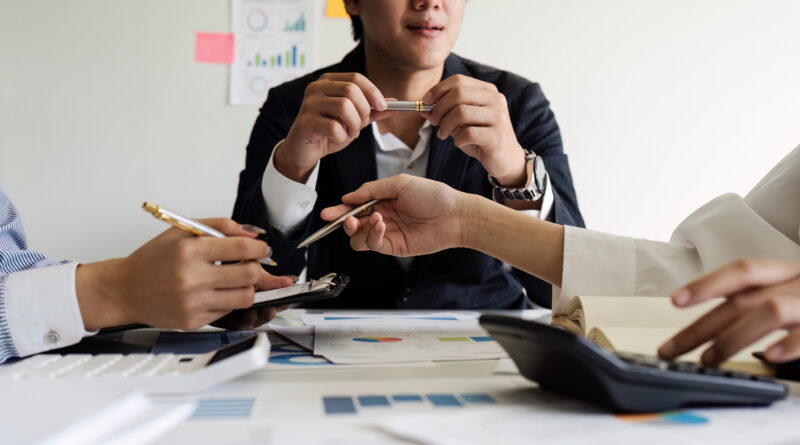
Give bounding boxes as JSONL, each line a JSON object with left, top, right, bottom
{"left": 554, "top": 144, "right": 800, "bottom": 313}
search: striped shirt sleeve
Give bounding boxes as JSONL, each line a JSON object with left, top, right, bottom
{"left": 0, "top": 191, "right": 86, "bottom": 362}
{"left": 0, "top": 275, "right": 16, "bottom": 363}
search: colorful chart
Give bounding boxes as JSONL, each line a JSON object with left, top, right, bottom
{"left": 270, "top": 343, "right": 306, "bottom": 353}
{"left": 353, "top": 337, "right": 403, "bottom": 343}
{"left": 246, "top": 9, "right": 268, "bottom": 32}
{"left": 616, "top": 411, "right": 709, "bottom": 425}
{"left": 246, "top": 45, "right": 306, "bottom": 68}
{"left": 284, "top": 13, "right": 306, "bottom": 32}
{"left": 269, "top": 353, "right": 332, "bottom": 366}
{"left": 230, "top": 0, "right": 315, "bottom": 105}
{"left": 323, "top": 393, "right": 496, "bottom": 415}
{"left": 438, "top": 337, "right": 470, "bottom": 342}
{"left": 436, "top": 336, "right": 495, "bottom": 343}
{"left": 249, "top": 76, "right": 268, "bottom": 95}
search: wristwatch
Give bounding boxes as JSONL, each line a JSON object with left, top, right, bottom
{"left": 488, "top": 149, "right": 548, "bottom": 201}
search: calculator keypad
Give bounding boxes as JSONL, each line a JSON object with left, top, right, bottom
{"left": 613, "top": 351, "right": 776, "bottom": 383}
{"left": 0, "top": 353, "right": 194, "bottom": 380}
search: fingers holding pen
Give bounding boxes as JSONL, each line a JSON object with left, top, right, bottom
{"left": 319, "top": 72, "right": 387, "bottom": 112}
{"left": 312, "top": 96, "right": 365, "bottom": 139}
{"left": 343, "top": 213, "right": 385, "bottom": 252}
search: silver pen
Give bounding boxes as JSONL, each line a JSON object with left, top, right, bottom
{"left": 142, "top": 202, "right": 278, "bottom": 267}
{"left": 374, "top": 100, "right": 434, "bottom": 112}
{"left": 297, "top": 199, "right": 384, "bottom": 249}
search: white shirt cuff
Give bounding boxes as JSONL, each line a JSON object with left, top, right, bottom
{"left": 553, "top": 226, "right": 636, "bottom": 314}
{"left": 4, "top": 262, "right": 91, "bottom": 357}
{"left": 261, "top": 140, "right": 320, "bottom": 236}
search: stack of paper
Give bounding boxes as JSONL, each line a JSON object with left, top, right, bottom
{"left": 374, "top": 398, "right": 800, "bottom": 445}
{"left": 299, "top": 312, "right": 508, "bottom": 364}
{"left": 3, "top": 379, "right": 192, "bottom": 444}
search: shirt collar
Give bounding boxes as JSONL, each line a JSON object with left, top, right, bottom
{"left": 371, "top": 120, "right": 433, "bottom": 153}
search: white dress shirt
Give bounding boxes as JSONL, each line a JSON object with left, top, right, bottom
{"left": 555, "top": 143, "right": 800, "bottom": 313}
{"left": 0, "top": 191, "right": 91, "bottom": 362}
{"left": 4, "top": 263, "right": 86, "bottom": 357}
{"left": 261, "top": 121, "right": 553, "bottom": 248}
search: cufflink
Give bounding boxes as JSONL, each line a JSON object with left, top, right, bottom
{"left": 45, "top": 330, "right": 61, "bottom": 344}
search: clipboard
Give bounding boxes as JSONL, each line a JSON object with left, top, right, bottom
{"left": 238, "top": 272, "right": 349, "bottom": 310}
{"left": 99, "top": 273, "right": 348, "bottom": 333}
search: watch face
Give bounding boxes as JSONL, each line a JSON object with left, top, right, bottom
{"left": 533, "top": 156, "right": 546, "bottom": 190}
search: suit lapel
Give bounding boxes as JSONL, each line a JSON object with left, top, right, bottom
{"left": 425, "top": 53, "right": 471, "bottom": 189}
{"left": 333, "top": 126, "right": 378, "bottom": 194}
{"left": 425, "top": 131, "right": 470, "bottom": 189}
{"left": 331, "top": 45, "right": 402, "bottom": 278}
{"left": 331, "top": 44, "right": 379, "bottom": 194}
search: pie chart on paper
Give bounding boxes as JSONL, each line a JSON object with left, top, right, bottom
{"left": 352, "top": 337, "right": 403, "bottom": 343}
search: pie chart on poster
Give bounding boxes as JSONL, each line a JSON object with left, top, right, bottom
{"left": 269, "top": 353, "right": 331, "bottom": 366}
{"left": 352, "top": 337, "right": 403, "bottom": 343}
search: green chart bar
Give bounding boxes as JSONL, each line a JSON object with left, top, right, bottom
{"left": 300, "top": 54, "right": 305, "bottom": 67}
{"left": 255, "top": 53, "right": 260, "bottom": 66}
{"left": 271, "top": 56, "right": 275, "bottom": 66}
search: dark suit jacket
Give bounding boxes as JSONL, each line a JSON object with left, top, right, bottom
{"left": 233, "top": 44, "right": 584, "bottom": 309}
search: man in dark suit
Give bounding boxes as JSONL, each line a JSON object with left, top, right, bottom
{"left": 233, "top": 0, "right": 584, "bottom": 309}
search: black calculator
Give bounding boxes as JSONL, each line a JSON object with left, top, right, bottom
{"left": 479, "top": 314, "right": 788, "bottom": 413}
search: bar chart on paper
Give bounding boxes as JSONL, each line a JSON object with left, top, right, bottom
{"left": 246, "top": 45, "right": 306, "bottom": 68}
{"left": 323, "top": 393, "right": 497, "bottom": 415}
{"left": 231, "top": 0, "right": 315, "bottom": 105}
{"left": 283, "top": 13, "right": 306, "bottom": 32}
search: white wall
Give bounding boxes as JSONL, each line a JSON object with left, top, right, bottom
{"left": 1, "top": 0, "right": 799, "bottom": 263}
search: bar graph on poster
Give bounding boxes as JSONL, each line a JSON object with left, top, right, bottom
{"left": 230, "top": 0, "right": 315, "bottom": 105}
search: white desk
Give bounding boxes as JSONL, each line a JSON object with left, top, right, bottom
{"left": 151, "top": 309, "right": 800, "bottom": 444}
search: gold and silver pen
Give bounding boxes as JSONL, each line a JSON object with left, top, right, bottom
{"left": 376, "top": 100, "right": 434, "bottom": 112}
{"left": 297, "top": 199, "right": 383, "bottom": 249}
{"left": 142, "top": 202, "right": 278, "bottom": 267}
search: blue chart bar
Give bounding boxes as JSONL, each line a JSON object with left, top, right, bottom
{"left": 277, "top": 54, "right": 282, "bottom": 66}
{"left": 358, "top": 395, "right": 391, "bottom": 407}
{"left": 392, "top": 394, "right": 424, "bottom": 402}
{"left": 324, "top": 397, "right": 357, "bottom": 415}
{"left": 191, "top": 398, "right": 254, "bottom": 420}
{"left": 292, "top": 45, "right": 297, "bottom": 66}
{"left": 461, "top": 394, "right": 496, "bottom": 404}
{"left": 427, "top": 394, "right": 463, "bottom": 407}
{"left": 323, "top": 393, "right": 495, "bottom": 415}
{"left": 470, "top": 336, "right": 494, "bottom": 342}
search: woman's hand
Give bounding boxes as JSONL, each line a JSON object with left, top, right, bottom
{"left": 659, "top": 259, "right": 800, "bottom": 366}
{"left": 320, "top": 174, "right": 472, "bottom": 257}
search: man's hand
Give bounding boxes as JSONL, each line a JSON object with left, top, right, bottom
{"left": 77, "top": 218, "right": 293, "bottom": 331}
{"left": 659, "top": 259, "right": 800, "bottom": 366}
{"left": 211, "top": 270, "right": 294, "bottom": 330}
{"left": 320, "top": 174, "right": 472, "bottom": 257}
{"left": 276, "top": 72, "right": 394, "bottom": 183}
{"left": 422, "top": 74, "right": 527, "bottom": 187}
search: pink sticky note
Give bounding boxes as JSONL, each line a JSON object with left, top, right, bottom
{"left": 195, "top": 32, "right": 234, "bottom": 64}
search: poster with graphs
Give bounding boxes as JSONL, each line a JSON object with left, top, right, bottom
{"left": 230, "top": 0, "right": 315, "bottom": 105}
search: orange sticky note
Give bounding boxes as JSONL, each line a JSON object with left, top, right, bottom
{"left": 195, "top": 32, "right": 235, "bottom": 64}
{"left": 325, "top": 0, "right": 349, "bottom": 19}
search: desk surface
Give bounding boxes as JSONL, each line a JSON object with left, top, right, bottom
{"left": 148, "top": 309, "right": 800, "bottom": 444}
